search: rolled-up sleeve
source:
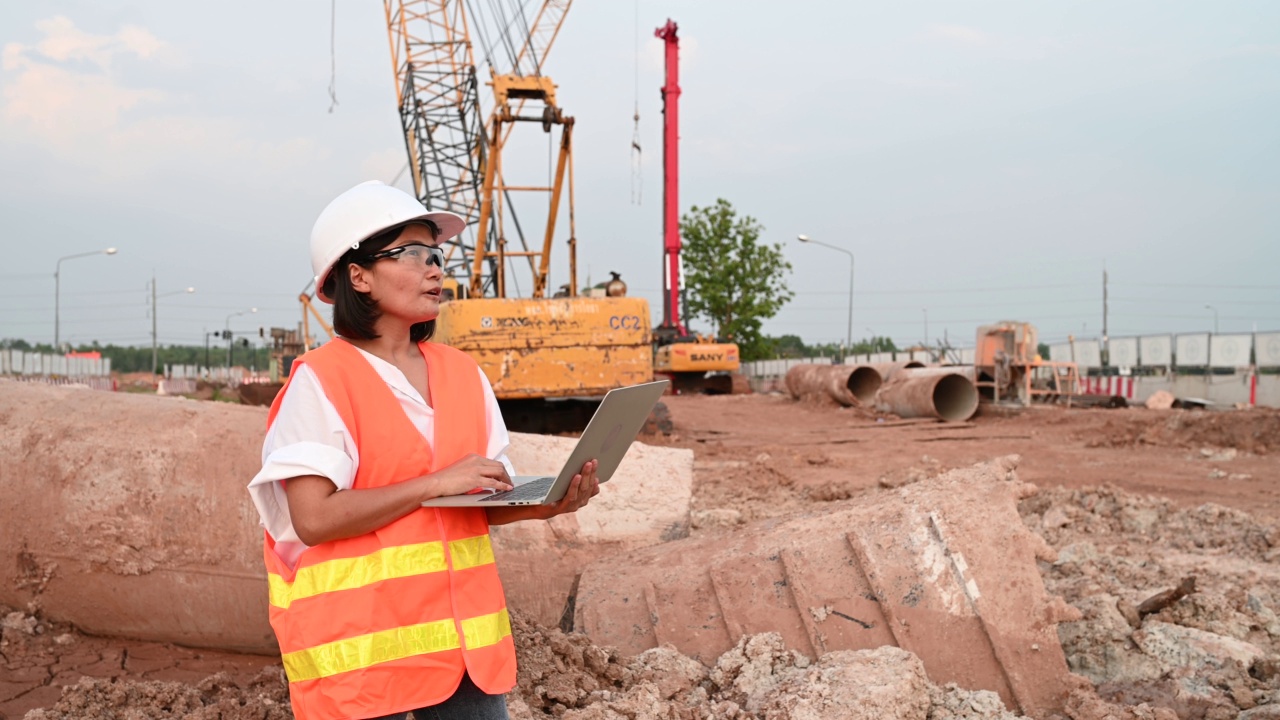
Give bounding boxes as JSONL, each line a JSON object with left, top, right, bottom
{"left": 247, "top": 365, "right": 356, "bottom": 544}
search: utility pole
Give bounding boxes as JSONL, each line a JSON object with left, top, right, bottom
{"left": 1102, "top": 266, "right": 1109, "bottom": 342}
{"left": 151, "top": 274, "right": 158, "bottom": 378}
{"left": 1101, "top": 265, "right": 1109, "bottom": 369}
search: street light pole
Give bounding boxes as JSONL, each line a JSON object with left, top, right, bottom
{"left": 225, "top": 308, "right": 258, "bottom": 368}
{"left": 797, "top": 235, "right": 853, "bottom": 360}
{"left": 150, "top": 278, "right": 195, "bottom": 379}
{"left": 1205, "top": 305, "right": 1218, "bottom": 334}
{"left": 54, "top": 248, "right": 118, "bottom": 349}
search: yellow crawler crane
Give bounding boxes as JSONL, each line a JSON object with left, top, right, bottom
{"left": 384, "top": 1, "right": 654, "bottom": 426}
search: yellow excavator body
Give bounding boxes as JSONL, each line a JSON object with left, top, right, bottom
{"left": 652, "top": 336, "right": 744, "bottom": 395}
{"left": 434, "top": 296, "right": 653, "bottom": 399}
{"left": 653, "top": 340, "right": 740, "bottom": 374}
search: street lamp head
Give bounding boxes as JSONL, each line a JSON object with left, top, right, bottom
{"left": 797, "top": 234, "right": 810, "bottom": 243}
{"left": 250, "top": 307, "right": 258, "bottom": 313}
{"left": 185, "top": 287, "right": 196, "bottom": 294}
{"left": 104, "top": 248, "right": 118, "bottom": 255}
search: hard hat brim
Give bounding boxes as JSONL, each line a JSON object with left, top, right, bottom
{"left": 315, "top": 210, "right": 468, "bottom": 304}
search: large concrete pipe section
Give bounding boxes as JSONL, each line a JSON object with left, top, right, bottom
{"left": 571, "top": 457, "right": 1081, "bottom": 718}
{"left": 0, "top": 382, "right": 276, "bottom": 653}
{"left": 867, "top": 360, "right": 925, "bottom": 382}
{"left": 784, "top": 364, "right": 881, "bottom": 405}
{"left": 874, "top": 367, "right": 979, "bottom": 422}
{"left": 0, "top": 381, "right": 692, "bottom": 652}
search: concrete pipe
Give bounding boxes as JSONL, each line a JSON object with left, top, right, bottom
{"left": 874, "top": 369, "right": 979, "bottom": 422}
{"left": 784, "top": 364, "right": 881, "bottom": 406}
{"left": 867, "top": 360, "right": 925, "bottom": 382}
{"left": 898, "top": 365, "right": 977, "bottom": 381}
{"left": 0, "top": 382, "right": 277, "bottom": 653}
{"left": 0, "top": 381, "right": 693, "bottom": 652}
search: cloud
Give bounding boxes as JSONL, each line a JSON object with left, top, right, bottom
{"left": 923, "top": 24, "right": 990, "bottom": 47}
{"left": 33, "top": 15, "right": 165, "bottom": 68}
{"left": 0, "top": 16, "right": 316, "bottom": 193}
{"left": 2, "top": 39, "right": 162, "bottom": 142}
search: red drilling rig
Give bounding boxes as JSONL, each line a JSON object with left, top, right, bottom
{"left": 651, "top": 19, "right": 744, "bottom": 394}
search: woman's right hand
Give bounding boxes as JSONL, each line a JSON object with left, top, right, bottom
{"left": 422, "top": 454, "right": 513, "bottom": 499}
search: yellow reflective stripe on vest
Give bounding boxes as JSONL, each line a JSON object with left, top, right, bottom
{"left": 448, "top": 534, "right": 496, "bottom": 571}
{"left": 461, "top": 608, "right": 512, "bottom": 650}
{"left": 280, "top": 609, "right": 510, "bottom": 682}
{"left": 268, "top": 541, "right": 447, "bottom": 610}
{"left": 281, "top": 618, "right": 460, "bottom": 682}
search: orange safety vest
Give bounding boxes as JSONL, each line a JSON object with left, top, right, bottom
{"left": 262, "top": 339, "right": 516, "bottom": 720}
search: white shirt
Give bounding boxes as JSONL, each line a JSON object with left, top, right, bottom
{"left": 247, "top": 346, "right": 515, "bottom": 566}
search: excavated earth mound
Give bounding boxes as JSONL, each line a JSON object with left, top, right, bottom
{"left": 1022, "top": 484, "right": 1280, "bottom": 719}
{"left": 10, "top": 452, "right": 1280, "bottom": 720}
{"left": 1078, "top": 408, "right": 1280, "bottom": 455}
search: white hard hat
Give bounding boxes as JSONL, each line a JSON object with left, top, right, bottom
{"left": 310, "top": 181, "right": 466, "bottom": 304}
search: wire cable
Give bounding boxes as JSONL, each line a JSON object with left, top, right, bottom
{"left": 630, "top": 0, "right": 642, "bottom": 205}
{"left": 327, "top": 0, "right": 339, "bottom": 113}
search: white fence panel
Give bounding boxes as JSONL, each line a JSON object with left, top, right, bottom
{"left": 1108, "top": 338, "right": 1139, "bottom": 368}
{"left": 1072, "top": 340, "right": 1102, "bottom": 369}
{"left": 1210, "top": 334, "right": 1252, "bottom": 368}
{"left": 1139, "top": 335, "right": 1172, "bottom": 366}
{"left": 1048, "top": 343, "right": 1072, "bottom": 363}
{"left": 1176, "top": 333, "right": 1210, "bottom": 366}
{"left": 1258, "top": 332, "right": 1280, "bottom": 367}
{"left": 743, "top": 357, "right": 835, "bottom": 377}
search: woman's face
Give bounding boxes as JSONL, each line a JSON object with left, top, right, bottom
{"left": 348, "top": 223, "right": 445, "bottom": 325}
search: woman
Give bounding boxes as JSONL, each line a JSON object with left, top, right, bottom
{"left": 247, "top": 181, "right": 599, "bottom": 720}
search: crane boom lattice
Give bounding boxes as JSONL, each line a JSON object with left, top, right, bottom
{"left": 384, "top": 0, "right": 496, "bottom": 294}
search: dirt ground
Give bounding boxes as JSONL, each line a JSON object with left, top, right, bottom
{"left": 4, "top": 394, "right": 1280, "bottom": 719}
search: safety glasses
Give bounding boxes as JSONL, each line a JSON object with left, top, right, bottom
{"left": 362, "top": 243, "right": 445, "bottom": 271}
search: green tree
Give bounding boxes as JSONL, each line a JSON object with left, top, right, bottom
{"left": 680, "top": 199, "right": 793, "bottom": 360}
{"left": 851, "top": 336, "right": 898, "bottom": 355}
{"left": 772, "top": 334, "right": 808, "bottom": 358}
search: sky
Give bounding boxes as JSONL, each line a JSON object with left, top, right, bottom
{"left": 1, "top": 1, "right": 1278, "bottom": 354}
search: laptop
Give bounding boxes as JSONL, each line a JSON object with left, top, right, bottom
{"left": 421, "top": 379, "right": 670, "bottom": 507}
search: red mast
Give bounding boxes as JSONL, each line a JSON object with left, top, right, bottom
{"left": 655, "top": 19, "right": 685, "bottom": 337}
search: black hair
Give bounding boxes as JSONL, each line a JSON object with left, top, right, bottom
{"left": 323, "top": 220, "right": 442, "bottom": 343}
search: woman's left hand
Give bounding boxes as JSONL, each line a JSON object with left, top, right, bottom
{"left": 543, "top": 459, "right": 600, "bottom": 518}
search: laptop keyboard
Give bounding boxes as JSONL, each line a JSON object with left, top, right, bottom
{"left": 478, "top": 476, "right": 554, "bottom": 503}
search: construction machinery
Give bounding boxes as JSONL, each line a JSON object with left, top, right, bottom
{"left": 974, "top": 321, "right": 1080, "bottom": 405}
{"left": 649, "top": 19, "right": 744, "bottom": 395}
{"left": 380, "top": 1, "right": 653, "bottom": 425}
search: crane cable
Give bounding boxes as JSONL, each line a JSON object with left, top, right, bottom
{"left": 629, "top": 0, "right": 642, "bottom": 205}
{"left": 327, "top": 0, "right": 339, "bottom": 113}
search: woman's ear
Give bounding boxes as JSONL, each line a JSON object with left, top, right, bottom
{"left": 348, "top": 262, "right": 374, "bottom": 294}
